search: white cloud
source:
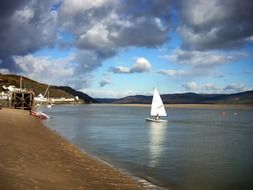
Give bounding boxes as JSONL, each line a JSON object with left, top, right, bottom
{"left": 247, "top": 36, "right": 253, "bottom": 43}
{"left": 59, "top": 1, "right": 170, "bottom": 50}
{"left": 99, "top": 78, "right": 112, "bottom": 87}
{"left": 111, "top": 57, "right": 151, "bottom": 74}
{"left": 110, "top": 66, "right": 130, "bottom": 74}
{"left": 183, "top": 0, "right": 226, "bottom": 26}
{"left": 160, "top": 48, "right": 245, "bottom": 79}
{"left": 182, "top": 82, "right": 252, "bottom": 93}
{"left": 183, "top": 81, "right": 199, "bottom": 91}
{"left": 157, "top": 67, "right": 225, "bottom": 78}
{"left": 157, "top": 69, "right": 186, "bottom": 76}
{"left": 14, "top": 54, "right": 74, "bottom": 85}
{"left": 60, "top": 0, "right": 116, "bottom": 17}
{"left": 76, "top": 22, "right": 114, "bottom": 50}
{"left": 0, "top": 68, "right": 10, "bottom": 74}
{"left": 130, "top": 57, "right": 151, "bottom": 73}
{"left": 166, "top": 49, "right": 235, "bottom": 67}
{"left": 204, "top": 83, "right": 220, "bottom": 91}
{"left": 178, "top": 0, "right": 253, "bottom": 50}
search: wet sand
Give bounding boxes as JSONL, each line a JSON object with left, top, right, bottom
{"left": 0, "top": 108, "right": 146, "bottom": 190}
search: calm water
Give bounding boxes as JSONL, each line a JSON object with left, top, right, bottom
{"left": 43, "top": 104, "right": 253, "bottom": 190}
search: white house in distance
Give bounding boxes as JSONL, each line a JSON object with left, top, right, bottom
{"left": 34, "top": 93, "right": 80, "bottom": 104}
{"left": 50, "top": 96, "right": 79, "bottom": 104}
{"left": 0, "top": 91, "right": 9, "bottom": 100}
{"left": 34, "top": 93, "right": 48, "bottom": 102}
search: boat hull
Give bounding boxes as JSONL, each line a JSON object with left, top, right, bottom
{"left": 31, "top": 111, "right": 50, "bottom": 120}
{"left": 145, "top": 118, "right": 167, "bottom": 122}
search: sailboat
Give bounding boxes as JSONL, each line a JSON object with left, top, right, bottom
{"left": 31, "top": 85, "right": 50, "bottom": 119}
{"left": 145, "top": 88, "right": 167, "bottom": 122}
{"left": 46, "top": 90, "right": 54, "bottom": 108}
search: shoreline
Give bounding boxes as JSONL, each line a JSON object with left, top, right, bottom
{"left": 0, "top": 108, "right": 147, "bottom": 190}
{"left": 48, "top": 126, "right": 164, "bottom": 190}
{"left": 74, "top": 148, "right": 165, "bottom": 190}
{"left": 93, "top": 103, "right": 253, "bottom": 109}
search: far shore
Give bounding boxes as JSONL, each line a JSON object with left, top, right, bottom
{"left": 94, "top": 103, "right": 253, "bottom": 109}
{"left": 0, "top": 108, "right": 146, "bottom": 190}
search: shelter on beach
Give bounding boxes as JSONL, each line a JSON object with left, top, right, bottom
{"left": 11, "top": 91, "right": 34, "bottom": 110}
{"left": 0, "top": 76, "right": 34, "bottom": 110}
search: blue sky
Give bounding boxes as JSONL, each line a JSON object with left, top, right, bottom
{"left": 0, "top": 0, "right": 253, "bottom": 98}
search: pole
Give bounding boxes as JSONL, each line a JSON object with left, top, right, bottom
{"left": 20, "top": 76, "right": 22, "bottom": 89}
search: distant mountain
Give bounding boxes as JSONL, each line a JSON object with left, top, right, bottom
{"left": 95, "top": 91, "right": 253, "bottom": 104}
{"left": 95, "top": 98, "right": 117, "bottom": 103}
{"left": 0, "top": 74, "right": 95, "bottom": 103}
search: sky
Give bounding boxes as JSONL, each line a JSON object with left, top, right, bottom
{"left": 0, "top": 0, "right": 253, "bottom": 98}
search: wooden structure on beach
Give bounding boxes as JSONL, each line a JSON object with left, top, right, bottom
{"left": 11, "top": 91, "right": 34, "bottom": 110}
{"left": 0, "top": 76, "right": 35, "bottom": 110}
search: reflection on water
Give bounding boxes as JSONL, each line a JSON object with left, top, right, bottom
{"left": 43, "top": 104, "right": 253, "bottom": 190}
{"left": 148, "top": 122, "right": 167, "bottom": 168}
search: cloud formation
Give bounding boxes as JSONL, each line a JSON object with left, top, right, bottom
{"left": 99, "top": 78, "right": 112, "bottom": 87}
{"left": 130, "top": 57, "right": 152, "bottom": 73}
{"left": 0, "top": 0, "right": 172, "bottom": 88}
{"left": 166, "top": 49, "right": 235, "bottom": 67}
{"left": 158, "top": 69, "right": 186, "bottom": 76}
{"left": 111, "top": 57, "right": 151, "bottom": 74}
{"left": 178, "top": 0, "right": 253, "bottom": 50}
{"left": 111, "top": 66, "right": 130, "bottom": 74}
{"left": 59, "top": 0, "right": 171, "bottom": 50}
{"left": 159, "top": 49, "right": 248, "bottom": 78}
{"left": 183, "top": 81, "right": 252, "bottom": 93}
{"left": 0, "top": 0, "right": 252, "bottom": 92}
{"left": 183, "top": 81, "right": 199, "bottom": 91}
{"left": 0, "top": 0, "right": 58, "bottom": 70}
{"left": 13, "top": 54, "right": 74, "bottom": 86}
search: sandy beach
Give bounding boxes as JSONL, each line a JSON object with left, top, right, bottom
{"left": 0, "top": 108, "right": 146, "bottom": 190}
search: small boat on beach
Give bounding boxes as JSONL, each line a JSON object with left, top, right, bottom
{"left": 46, "top": 91, "right": 54, "bottom": 108}
{"left": 31, "top": 85, "right": 50, "bottom": 120}
{"left": 145, "top": 88, "right": 167, "bottom": 122}
{"left": 31, "top": 110, "right": 50, "bottom": 120}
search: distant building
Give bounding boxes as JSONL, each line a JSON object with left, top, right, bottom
{"left": 0, "top": 91, "right": 10, "bottom": 100}
{"left": 34, "top": 93, "right": 48, "bottom": 102}
{"left": 50, "top": 97, "right": 77, "bottom": 104}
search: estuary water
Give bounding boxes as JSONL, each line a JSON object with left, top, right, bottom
{"left": 43, "top": 104, "right": 253, "bottom": 190}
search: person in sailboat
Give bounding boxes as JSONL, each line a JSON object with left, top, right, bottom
{"left": 155, "top": 114, "right": 160, "bottom": 120}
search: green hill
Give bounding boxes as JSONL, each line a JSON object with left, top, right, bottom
{"left": 0, "top": 74, "right": 95, "bottom": 103}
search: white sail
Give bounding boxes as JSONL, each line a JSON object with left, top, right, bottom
{"left": 150, "top": 88, "right": 167, "bottom": 117}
